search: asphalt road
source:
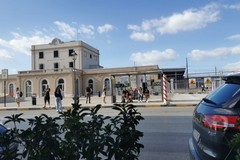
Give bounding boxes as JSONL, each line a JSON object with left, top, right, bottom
{"left": 0, "top": 107, "right": 195, "bottom": 160}
{"left": 139, "top": 116, "right": 192, "bottom": 160}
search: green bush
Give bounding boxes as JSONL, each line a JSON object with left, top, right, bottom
{"left": 0, "top": 102, "right": 144, "bottom": 160}
{"left": 230, "top": 133, "right": 240, "bottom": 160}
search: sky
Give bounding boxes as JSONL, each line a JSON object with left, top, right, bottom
{"left": 1, "top": 0, "right": 240, "bottom": 76}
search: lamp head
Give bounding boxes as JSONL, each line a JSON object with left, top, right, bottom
{"left": 72, "top": 50, "right": 77, "bottom": 60}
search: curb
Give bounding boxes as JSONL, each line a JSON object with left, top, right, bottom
{"left": 159, "top": 104, "right": 197, "bottom": 107}
{"left": 0, "top": 103, "right": 198, "bottom": 111}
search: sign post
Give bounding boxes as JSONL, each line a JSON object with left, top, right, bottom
{"left": 2, "top": 69, "right": 8, "bottom": 107}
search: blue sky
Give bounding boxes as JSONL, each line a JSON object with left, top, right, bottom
{"left": 1, "top": 0, "right": 240, "bottom": 75}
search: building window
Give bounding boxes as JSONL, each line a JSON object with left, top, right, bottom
{"left": 90, "top": 54, "right": 92, "bottom": 59}
{"left": 69, "top": 62, "right": 73, "bottom": 68}
{"left": 54, "top": 63, "right": 59, "bottom": 71}
{"left": 39, "top": 64, "right": 44, "bottom": 70}
{"left": 39, "top": 52, "right": 44, "bottom": 59}
{"left": 69, "top": 49, "right": 74, "bottom": 56}
{"left": 54, "top": 50, "right": 59, "bottom": 58}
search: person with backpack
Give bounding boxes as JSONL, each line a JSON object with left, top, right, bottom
{"left": 15, "top": 87, "right": 21, "bottom": 107}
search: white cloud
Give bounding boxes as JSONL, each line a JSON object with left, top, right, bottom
{"left": 227, "top": 34, "right": 240, "bottom": 40}
{"left": 97, "top": 24, "right": 114, "bottom": 34}
{"left": 0, "top": 32, "right": 51, "bottom": 56}
{"left": 78, "top": 25, "right": 95, "bottom": 38}
{"left": 130, "top": 32, "right": 155, "bottom": 41}
{"left": 130, "top": 49, "right": 178, "bottom": 66}
{"left": 0, "top": 49, "right": 12, "bottom": 59}
{"left": 224, "top": 61, "right": 240, "bottom": 71}
{"left": 224, "top": 3, "right": 240, "bottom": 10}
{"left": 127, "top": 25, "right": 141, "bottom": 31}
{"left": 157, "top": 3, "right": 220, "bottom": 34}
{"left": 128, "top": 3, "right": 220, "bottom": 41}
{"left": 188, "top": 45, "right": 240, "bottom": 61}
{"left": 54, "top": 21, "right": 77, "bottom": 39}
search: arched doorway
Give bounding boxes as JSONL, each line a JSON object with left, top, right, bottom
{"left": 41, "top": 79, "right": 48, "bottom": 97}
{"left": 9, "top": 83, "right": 14, "bottom": 97}
{"left": 88, "top": 79, "right": 93, "bottom": 91}
{"left": 104, "top": 78, "right": 110, "bottom": 91}
{"left": 58, "top": 78, "right": 65, "bottom": 91}
{"left": 25, "top": 80, "right": 32, "bottom": 97}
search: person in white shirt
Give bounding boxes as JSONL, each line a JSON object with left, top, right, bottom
{"left": 15, "top": 87, "right": 20, "bottom": 107}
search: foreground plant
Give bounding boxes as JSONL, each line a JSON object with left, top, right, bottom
{"left": 0, "top": 102, "right": 144, "bottom": 160}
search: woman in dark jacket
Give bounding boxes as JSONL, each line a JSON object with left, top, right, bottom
{"left": 55, "top": 85, "right": 63, "bottom": 113}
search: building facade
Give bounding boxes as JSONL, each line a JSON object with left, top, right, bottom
{"left": 0, "top": 38, "right": 185, "bottom": 99}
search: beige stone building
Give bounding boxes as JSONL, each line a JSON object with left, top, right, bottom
{"left": 0, "top": 38, "right": 185, "bottom": 100}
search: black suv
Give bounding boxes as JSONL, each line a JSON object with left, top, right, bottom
{"left": 189, "top": 74, "right": 240, "bottom": 160}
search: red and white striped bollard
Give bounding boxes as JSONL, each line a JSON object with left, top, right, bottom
{"left": 163, "top": 74, "right": 168, "bottom": 104}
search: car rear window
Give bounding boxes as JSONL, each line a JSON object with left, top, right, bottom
{"left": 205, "top": 83, "right": 240, "bottom": 105}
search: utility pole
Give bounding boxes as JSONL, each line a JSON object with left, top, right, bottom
{"left": 186, "top": 58, "right": 189, "bottom": 89}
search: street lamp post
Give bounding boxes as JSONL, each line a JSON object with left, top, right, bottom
{"left": 72, "top": 50, "right": 78, "bottom": 104}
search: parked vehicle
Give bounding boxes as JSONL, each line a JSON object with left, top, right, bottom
{"left": 189, "top": 73, "right": 240, "bottom": 160}
{"left": 0, "top": 123, "right": 18, "bottom": 158}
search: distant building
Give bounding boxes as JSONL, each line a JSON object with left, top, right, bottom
{"left": 0, "top": 38, "right": 185, "bottom": 99}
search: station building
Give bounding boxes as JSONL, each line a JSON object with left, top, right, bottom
{"left": 0, "top": 38, "right": 185, "bottom": 100}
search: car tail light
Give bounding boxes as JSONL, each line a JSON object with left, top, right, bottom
{"left": 202, "top": 115, "right": 240, "bottom": 131}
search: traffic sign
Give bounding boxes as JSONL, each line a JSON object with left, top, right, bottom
{"left": 1, "top": 69, "right": 8, "bottom": 79}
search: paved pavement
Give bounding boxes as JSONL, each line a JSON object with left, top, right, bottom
{"left": 0, "top": 93, "right": 207, "bottom": 111}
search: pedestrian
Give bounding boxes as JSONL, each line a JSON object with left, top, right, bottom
{"left": 138, "top": 87, "right": 143, "bottom": 103}
{"left": 128, "top": 87, "right": 134, "bottom": 102}
{"left": 201, "top": 85, "right": 206, "bottom": 92}
{"left": 144, "top": 88, "right": 150, "bottom": 103}
{"left": 15, "top": 87, "right": 20, "bottom": 107}
{"left": 54, "top": 85, "right": 63, "bottom": 113}
{"left": 43, "top": 85, "right": 51, "bottom": 108}
{"left": 121, "top": 88, "right": 127, "bottom": 103}
{"left": 86, "top": 86, "right": 92, "bottom": 104}
{"left": 102, "top": 86, "right": 107, "bottom": 104}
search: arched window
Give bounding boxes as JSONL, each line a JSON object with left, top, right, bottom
{"left": 25, "top": 80, "right": 32, "bottom": 97}
{"left": 58, "top": 79, "right": 65, "bottom": 91}
{"left": 104, "top": 78, "right": 110, "bottom": 91}
{"left": 9, "top": 83, "right": 14, "bottom": 97}
{"left": 41, "top": 79, "right": 48, "bottom": 97}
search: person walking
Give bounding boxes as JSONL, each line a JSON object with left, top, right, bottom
{"left": 86, "top": 86, "right": 92, "bottom": 104}
{"left": 201, "top": 85, "right": 206, "bottom": 92}
{"left": 144, "top": 88, "right": 150, "bottom": 103}
{"left": 138, "top": 87, "right": 143, "bottom": 103}
{"left": 43, "top": 85, "right": 51, "bottom": 108}
{"left": 121, "top": 88, "right": 127, "bottom": 103}
{"left": 15, "top": 87, "right": 20, "bottom": 107}
{"left": 54, "top": 85, "right": 63, "bottom": 113}
{"left": 102, "top": 86, "right": 107, "bottom": 104}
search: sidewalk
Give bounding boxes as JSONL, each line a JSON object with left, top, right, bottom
{"left": 0, "top": 93, "right": 207, "bottom": 111}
